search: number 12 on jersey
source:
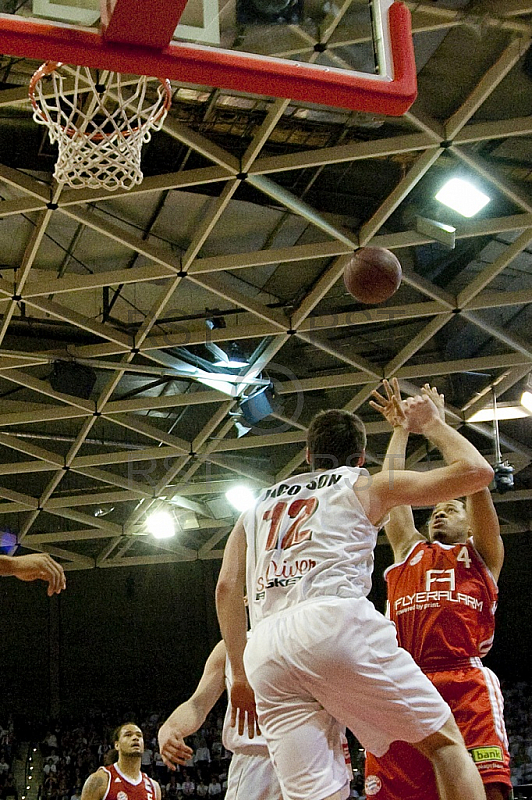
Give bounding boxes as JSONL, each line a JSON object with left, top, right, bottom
{"left": 263, "top": 498, "right": 318, "bottom": 550}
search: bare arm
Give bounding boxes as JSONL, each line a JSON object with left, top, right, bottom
{"left": 80, "top": 770, "right": 109, "bottom": 800}
{"left": 381, "top": 427, "right": 422, "bottom": 560}
{"left": 0, "top": 553, "right": 66, "bottom": 596}
{"left": 153, "top": 780, "right": 161, "bottom": 800}
{"left": 359, "top": 393, "right": 494, "bottom": 525}
{"left": 158, "top": 641, "right": 226, "bottom": 769}
{"left": 467, "top": 488, "right": 504, "bottom": 581}
{"left": 370, "top": 379, "right": 421, "bottom": 560}
{"left": 215, "top": 517, "right": 258, "bottom": 739}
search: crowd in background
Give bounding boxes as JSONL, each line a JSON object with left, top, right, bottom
{"left": 0, "top": 717, "right": 18, "bottom": 800}
{"left": 36, "top": 708, "right": 231, "bottom": 800}
{"left": 505, "top": 681, "right": 532, "bottom": 789}
{"left": 3, "top": 678, "right": 528, "bottom": 800}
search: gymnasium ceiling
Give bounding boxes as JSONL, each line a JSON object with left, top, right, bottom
{"left": 0, "top": 0, "right": 530, "bottom": 570}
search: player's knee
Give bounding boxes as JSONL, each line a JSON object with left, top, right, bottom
{"left": 412, "top": 713, "right": 465, "bottom": 759}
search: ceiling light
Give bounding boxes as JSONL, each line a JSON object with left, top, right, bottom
{"left": 146, "top": 510, "right": 175, "bottom": 539}
{"left": 214, "top": 357, "right": 249, "bottom": 369}
{"left": 226, "top": 486, "right": 256, "bottom": 512}
{"left": 521, "top": 390, "right": 532, "bottom": 413}
{"left": 234, "top": 420, "right": 252, "bottom": 438}
{"left": 94, "top": 506, "right": 115, "bottom": 517}
{"left": 435, "top": 178, "right": 490, "bottom": 218}
{"left": 213, "top": 342, "right": 249, "bottom": 369}
{"left": 467, "top": 403, "right": 531, "bottom": 423}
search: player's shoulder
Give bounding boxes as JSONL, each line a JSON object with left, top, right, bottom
{"left": 82, "top": 768, "right": 110, "bottom": 798}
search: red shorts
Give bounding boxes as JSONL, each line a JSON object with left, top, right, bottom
{"left": 364, "top": 664, "right": 511, "bottom": 800}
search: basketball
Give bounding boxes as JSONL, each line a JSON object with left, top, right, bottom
{"left": 343, "top": 247, "right": 402, "bottom": 304}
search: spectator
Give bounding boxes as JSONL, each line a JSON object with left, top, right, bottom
{"left": 2, "top": 774, "right": 17, "bottom": 800}
{"left": 207, "top": 777, "right": 221, "bottom": 798}
{"left": 181, "top": 776, "right": 195, "bottom": 797}
{"left": 140, "top": 744, "right": 153, "bottom": 776}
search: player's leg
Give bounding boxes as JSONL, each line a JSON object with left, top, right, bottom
{"left": 224, "top": 752, "right": 284, "bottom": 800}
{"left": 321, "top": 790, "right": 344, "bottom": 800}
{"left": 413, "top": 714, "right": 485, "bottom": 800}
{"left": 244, "top": 612, "right": 350, "bottom": 800}
{"left": 485, "top": 784, "right": 510, "bottom": 800}
{"left": 364, "top": 740, "right": 439, "bottom": 800}
{"left": 430, "top": 666, "right": 512, "bottom": 800}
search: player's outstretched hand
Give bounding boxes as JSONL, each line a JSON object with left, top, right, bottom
{"left": 421, "top": 383, "right": 445, "bottom": 422}
{"left": 230, "top": 678, "right": 260, "bottom": 739}
{"left": 10, "top": 553, "right": 66, "bottom": 595}
{"left": 369, "top": 378, "right": 406, "bottom": 429}
{"left": 401, "top": 393, "right": 441, "bottom": 434}
{"left": 158, "top": 723, "right": 194, "bottom": 770}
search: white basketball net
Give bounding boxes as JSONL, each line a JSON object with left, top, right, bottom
{"left": 30, "top": 63, "right": 172, "bottom": 191}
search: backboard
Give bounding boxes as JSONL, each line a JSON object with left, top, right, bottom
{"left": 0, "top": 0, "right": 416, "bottom": 114}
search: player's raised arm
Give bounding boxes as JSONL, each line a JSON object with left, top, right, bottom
{"left": 466, "top": 489, "right": 504, "bottom": 581}
{"left": 0, "top": 553, "right": 66, "bottom": 595}
{"left": 158, "top": 641, "right": 226, "bottom": 769}
{"left": 361, "top": 390, "right": 493, "bottom": 525}
{"left": 370, "top": 379, "right": 421, "bottom": 560}
{"left": 215, "top": 517, "right": 258, "bottom": 740}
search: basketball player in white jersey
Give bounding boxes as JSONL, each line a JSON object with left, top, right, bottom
{"left": 216, "top": 389, "right": 494, "bottom": 800}
{"left": 81, "top": 723, "right": 161, "bottom": 800}
{"left": 158, "top": 639, "right": 285, "bottom": 800}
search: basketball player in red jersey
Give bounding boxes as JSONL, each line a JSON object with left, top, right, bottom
{"left": 365, "top": 379, "right": 511, "bottom": 800}
{"left": 81, "top": 723, "right": 161, "bottom": 800}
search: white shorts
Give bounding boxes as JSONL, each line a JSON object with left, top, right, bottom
{"left": 226, "top": 750, "right": 284, "bottom": 800}
{"left": 244, "top": 596, "right": 451, "bottom": 800}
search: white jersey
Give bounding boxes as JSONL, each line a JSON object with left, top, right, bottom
{"left": 243, "top": 466, "right": 380, "bottom": 627}
{"left": 223, "top": 650, "right": 270, "bottom": 756}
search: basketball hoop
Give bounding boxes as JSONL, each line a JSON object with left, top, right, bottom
{"left": 29, "top": 62, "right": 172, "bottom": 191}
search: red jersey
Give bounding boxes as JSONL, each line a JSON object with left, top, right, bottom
{"left": 102, "top": 764, "right": 157, "bottom": 800}
{"left": 385, "top": 538, "right": 498, "bottom": 670}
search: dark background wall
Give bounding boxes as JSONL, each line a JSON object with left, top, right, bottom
{"left": 1, "top": 559, "right": 221, "bottom": 719}
{"left": 1, "top": 534, "right": 530, "bottom": 720}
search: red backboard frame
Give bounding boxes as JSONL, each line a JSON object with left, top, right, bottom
{"left": 0, "top": 0, "right": 417, "bottom": 114}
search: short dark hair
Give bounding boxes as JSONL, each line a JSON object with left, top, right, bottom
{"left": 307, "top": 409, "right": 366, "bottom": 470}
{"left": 112, "top": 722, "right": 140, "bottom": 747}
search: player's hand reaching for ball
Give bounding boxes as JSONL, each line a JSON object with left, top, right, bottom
{"left": 369, "top": 378, "right": 406, "bottom": 428}
{"left": 401, "top": 392, "right": 442, "bottom": 434}
{"left": 230, "top": 678, "right": 260, "bottom": 739}
{"left": 421, "top": 383, "right": 445, "bottom": 422}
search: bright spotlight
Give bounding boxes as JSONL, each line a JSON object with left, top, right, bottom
{"left": 435, "top": 178, "right": 490, "bottom": 218}
{"left": 521, "top": 390, "right": 532, "bottom": 413}
{"left": 146, "top": 510, "right": 175, "bottom": 539}
{"left": 226, "top": 486, "right": 255, "bottom": 512}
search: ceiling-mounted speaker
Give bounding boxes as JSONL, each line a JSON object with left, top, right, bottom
{"left": 50, "top": 360, "right": 97, "bottom": 399}
{"left": 239, "top": 384, "right": 276, "bottom": 425}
